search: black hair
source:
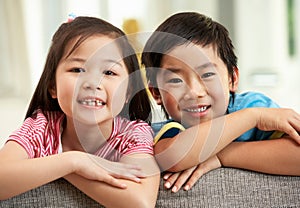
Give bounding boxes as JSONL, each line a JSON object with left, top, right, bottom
{"left": 25, "top": 16, "right": 151, "bottom": 123}
{"left": 141, "top": 12, "right": 237, "bottom": 118}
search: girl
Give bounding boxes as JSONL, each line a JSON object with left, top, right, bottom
{"left": 142, "top": 12, "right": 300, "bottom": 192}
{"left": 0, "top": 16, "right": 159, "bottom": 207}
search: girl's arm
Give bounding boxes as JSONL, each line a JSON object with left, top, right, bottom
{"left": 218, "top": 137, "right": 300, "bottom": 175}
{"left": 65, "top": 154, "right": 160, "bottom": 208}
{"left": 0, "top": 142, "right": 147, "bottom": 200}
{"left": 155, "top": 108, "right": 300, "bottom": 172}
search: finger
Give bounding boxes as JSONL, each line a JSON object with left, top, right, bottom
{"left": 172, "top": 167, "right": 197, "bottom": 193}
{"left": 183, "top": 167, "right": 204, "bottom": 191}
{"left": 102, "top": 175, "right": 127, "bottom": 189}
{"left": 163, "top": 172, "right": 173, "bottom": 180}
{"left": 111, "top": 170, "right": 143, "bottom": 183}
{"left": 284, "top": 124, "right": 300, "bottom": 144}
{"left": 127, "top": 168, "right": 146, "bottom": 178}
{"left": 164, "top": 172, "right": 180, "bottom": 189}
{"left": 122, "top": 163, "right": 142, "bottom": 171}
{"left": 184, "top": 157, "right": 221, "bottom": 191}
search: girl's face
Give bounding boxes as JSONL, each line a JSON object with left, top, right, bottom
{"left": 154, "top": 43, "right": 238, "bottom": 127}
{"left": 51, "top": 35, "right": 129, "bottom": 127}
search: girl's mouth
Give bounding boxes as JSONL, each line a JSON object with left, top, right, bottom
{"left": 78, "top": 98, "right": 106, "bottom": 107}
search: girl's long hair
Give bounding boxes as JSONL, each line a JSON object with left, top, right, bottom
{"left": 25, "top": 16, "right": 151, "bottom": 123}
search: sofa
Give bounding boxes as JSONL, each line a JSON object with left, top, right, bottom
{"left": 1, "top": 167, "right": 300, "bottom": 208}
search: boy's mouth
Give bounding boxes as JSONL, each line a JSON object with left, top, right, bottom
{"left": 184, "top": 105, "right": 210, "bottom": 113}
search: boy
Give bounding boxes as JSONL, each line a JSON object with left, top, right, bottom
{"left": 142, "top": 12, "right": 300, "bottom": 192}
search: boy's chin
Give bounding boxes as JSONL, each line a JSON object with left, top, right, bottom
{"left": 182, "top": 116, "right": 213, "bottom": 127}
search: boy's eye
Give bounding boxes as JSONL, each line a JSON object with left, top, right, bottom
{"left": 70, "top": 68, "right": 85, "bottom": 73}
{"left": 201, "top": 72, "right": 215, "bottom": 79}
{"left": 103, "top": 70, "right": 116, "bottom": 76}
{"left": 167, "top": 78, "right": 182, "bottom": 83}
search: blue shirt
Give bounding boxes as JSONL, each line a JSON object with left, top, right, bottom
{"left": 152, "top": 91, "right": 281, "bottom": 142}
{"left": 228, "top": 91, "right": 280, "bottom": 141}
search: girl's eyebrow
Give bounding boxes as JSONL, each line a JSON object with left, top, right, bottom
{"left": 66, "top": 57, "right": 123, "bottom": 67}
{"left": 104, "top": 59, "right": 123, "bottom": 67}
{"left": 66, "top": 57, "right": 86, "bottom": 63}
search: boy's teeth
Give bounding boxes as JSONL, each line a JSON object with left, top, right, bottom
{"left": 187, "top": 106, "right": 207, "bottom": 112}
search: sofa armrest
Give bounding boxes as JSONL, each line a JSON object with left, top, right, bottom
{"left": 156, "top": 168, "right": 300, "bottom": 207}
{"left": 1, "top": 168, "right": 300, "bottom": 207}
{"left": 0, "top": 178, "right": 102, "bottom": 208}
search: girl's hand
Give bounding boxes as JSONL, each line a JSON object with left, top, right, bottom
{"left": 163, "top": 155, "right": 221, "bottom": 192}
{"left": 71, "top": 151, "right": 145, "bottom": 189}
{"left": 256, "top": 108, "right": 300, "bottom": 143}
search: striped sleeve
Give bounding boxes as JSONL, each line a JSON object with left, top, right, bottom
{"left": 6, "top": 110, "right": 62, "bottom": 158}
{"left": 117, "top": 117, "right": 154, "bottom": 156}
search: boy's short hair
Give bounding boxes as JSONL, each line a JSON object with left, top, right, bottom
{"left": 142, "top": 12, "right": 237, "bottom": 88}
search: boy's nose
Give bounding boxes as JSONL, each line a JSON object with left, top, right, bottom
{"left": 184, "top": 79, "right": 206, "bottom": 100}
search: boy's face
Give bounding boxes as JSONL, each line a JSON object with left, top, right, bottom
{"left": 153, "top": 43, "right": 238, "bottom": 127}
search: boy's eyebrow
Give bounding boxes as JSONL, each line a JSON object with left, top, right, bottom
{"left": 195, "top": 62, "right": 216, "bottom": 70}
{"left": 162, "top": 62, "right": 216, "bottom": 74}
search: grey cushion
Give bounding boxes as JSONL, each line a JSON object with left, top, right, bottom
{"left": 1, "top": 168, "right": 300, "bottom": 207}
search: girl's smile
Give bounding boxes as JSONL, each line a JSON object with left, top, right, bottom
{"left": 77, "top": 96, "right": 106, "bottom": 108}
{"left": 52, "top": 35, "right": 129, "bottom": 128}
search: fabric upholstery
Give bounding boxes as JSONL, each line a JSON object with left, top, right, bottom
{"left": 1, "top": 168, "right": 299, "bottom": 207}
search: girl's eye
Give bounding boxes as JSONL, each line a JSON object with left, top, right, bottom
{"left": 167, "top": 78, "right": 182, "bottom": 83}
{"left": 103, "top": 70, "right": 116, "bottom": 76}
{"left": 70, "top": 68, "right": 85, "bottom": 73}
{"left": 201, "top": 72, "right": 215, "bottom": 79}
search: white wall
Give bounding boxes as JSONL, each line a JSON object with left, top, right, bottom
{"left": 234, "top": 0, "right": 300, "bottom": 111}
{"left": 1, "top": 0, "right": 300, "bottom": 147}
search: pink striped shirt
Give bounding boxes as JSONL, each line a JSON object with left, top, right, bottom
{"left": 7, "top": 110, "right": 154, "bottom": 161}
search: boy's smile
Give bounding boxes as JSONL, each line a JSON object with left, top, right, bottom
{"left": 155, "top": 43, "right": 237, "bottom": 127}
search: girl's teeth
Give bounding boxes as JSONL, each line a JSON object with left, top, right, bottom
{"left": 80, "top": 99, "right": 104, "bottom": 106}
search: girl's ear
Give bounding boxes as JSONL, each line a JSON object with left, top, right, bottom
{"left": 148, "top": 84, "right": 162, "bottom": 105}
{"left": 49, "top": 85, "right": 57, "bottom": 99}
{"left": 229, "top": 67, "right": 239, "bottom": 92}
{"left": 126, "top": 87, "right": 132, "bottom": 104}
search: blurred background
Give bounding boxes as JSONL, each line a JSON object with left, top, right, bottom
{"left": 1, "top": 0, "right": 300, "bottom": 147}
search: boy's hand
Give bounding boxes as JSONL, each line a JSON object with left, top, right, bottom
{"left": 163, "top": 155, "right": 221, "bottom": 192}
{"left": 256, "top": 108, "right": 300, "bottom": 143}
{"left": 72, "top": 152, "right": 145, "bottom": 189}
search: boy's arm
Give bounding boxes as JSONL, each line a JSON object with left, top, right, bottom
{"left": 218, "top": 137, "right": 300, "bottom": 175}
{"left": 64, "top": 154, "right": 160, "bottom": 208}
{"left": 155, "top": 108, "right": 300, "bottom": 172}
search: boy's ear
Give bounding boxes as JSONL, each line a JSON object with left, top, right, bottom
{"left": 148, "top": 84, "right": 162, "bottom": 105}
{"left": 229, "top": 67, "right": 239, "bottom": 92}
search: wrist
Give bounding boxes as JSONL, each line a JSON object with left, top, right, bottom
{"left": 62, "top": 151, "right": 84, "bottom": 174}
{"left": 216, "top": 143, "right": 236, "bottom": 167}
{"left": 216, "top": 151, "right": 225, "bottom": 167}
{"left": 244, "top": 108, "right": 260, "bottom": 128}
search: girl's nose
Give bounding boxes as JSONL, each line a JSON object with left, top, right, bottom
{"left": 183, "top": 78, "right": 206, "bottom": 100}
{"left": 82, "top": 76, "right": 103, "bottom": 91}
